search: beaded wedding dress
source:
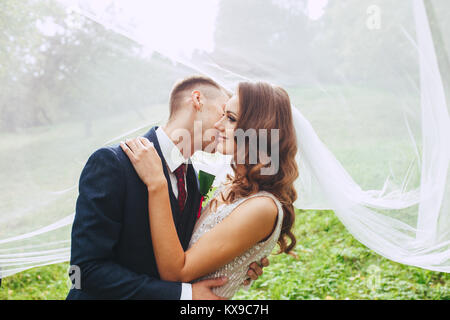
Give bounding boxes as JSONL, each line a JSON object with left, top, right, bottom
{"left": 188, "top": 183, "right": 284, "bottom": 298}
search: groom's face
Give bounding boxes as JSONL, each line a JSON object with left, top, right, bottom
{"left": 198, "top": 89, "right": 230, "bottom": 152}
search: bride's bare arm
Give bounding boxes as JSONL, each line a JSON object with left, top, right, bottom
{"left": 121, "top": 137, "right": 277, "bottom": 283}
{"left": 147, "top": 183, "right": 277, "bottom": 282}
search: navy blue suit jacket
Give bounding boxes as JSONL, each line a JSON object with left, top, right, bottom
{"left": 66, "top": 127, "right": 202, "bottom": 299}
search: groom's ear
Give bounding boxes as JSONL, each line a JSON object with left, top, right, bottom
{"left": 191, "top": 90, "right": 203, "bottom": 112}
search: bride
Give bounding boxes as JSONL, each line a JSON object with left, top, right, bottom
{"left": 121, "top": 81, "right": 299, "bottom": 298}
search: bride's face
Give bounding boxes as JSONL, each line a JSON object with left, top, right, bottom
{"left": 213, "top": 94, "right": 239, "bottom": 155}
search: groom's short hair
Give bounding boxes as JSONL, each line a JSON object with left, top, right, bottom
{"left": 169, "top": 75, "right": 230, "bottom": 118}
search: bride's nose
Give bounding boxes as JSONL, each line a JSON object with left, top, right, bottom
{"left": 214, "top": 114, "right": 226, "bottom": 132}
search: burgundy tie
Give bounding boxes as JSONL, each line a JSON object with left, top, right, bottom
{"left": 174, "top": 164, "right": 187, "bottom": 212}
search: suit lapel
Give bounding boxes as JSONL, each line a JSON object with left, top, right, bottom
{"left": 144, "top": 127, "right": 180, "bottom": 215}
{"left": 143, "top": 126, "right": 201, "bottom": 248}
{"left": 186, "top": 160, "right": 200, "bottom": 199}
{"left": 144, "top": 126, "right": 200, "bottom": 205}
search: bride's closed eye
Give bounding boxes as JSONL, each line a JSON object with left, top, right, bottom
{"left": 225, "top": 110, "right": 237, "bottom": 123}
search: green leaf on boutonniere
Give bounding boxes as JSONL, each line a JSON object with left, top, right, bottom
{"left": 198, "top": 170, "right": 216, "bottom": 197}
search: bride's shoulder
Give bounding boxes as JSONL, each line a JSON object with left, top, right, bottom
{"left": 248, "top": 191, "right": 281, "bottom": 209}
{"left": 225, "top": 193, "right": 280, "bottom": 242}
{"left": 237, "top": 192, "right": 280, "bottom": 222}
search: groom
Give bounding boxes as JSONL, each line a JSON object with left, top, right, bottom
{"left": 67, "top": 75, "right": 268, "bottom": 300}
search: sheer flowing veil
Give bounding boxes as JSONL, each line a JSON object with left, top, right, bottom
{"left": 287, "top": 0, "right": 449, "bottom": 272}
{"left": 0, "top": 0, "right": 449, "bottom": 278}
{"left": 291, "top": 104, "right": 449, "bottom": 272}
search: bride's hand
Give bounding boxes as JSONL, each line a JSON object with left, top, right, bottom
{"left": 120, "top": 137, "right": 166, "bottom": 189}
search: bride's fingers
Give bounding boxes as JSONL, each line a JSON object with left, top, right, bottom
{"left": 120, "top": 141, "right": 136, "bottom": 163}
{"left": 139, "top": 137, "right": 160, "bottom": 160}
{"left": 139, "top": 136, "right": 152, "bottom": 148}
{"left": 125, "top": 138, "right": 138, "bottom": 153}
{"left": 135, "top": 137, "right": 146, "bottom": 150}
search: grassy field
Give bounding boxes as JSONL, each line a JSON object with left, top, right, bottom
{"left": 1, "top": 208, "right": 448, "bottom": 300}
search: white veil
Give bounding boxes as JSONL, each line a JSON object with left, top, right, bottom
{"left": 0, "top": 0, "right": 449, "bottom": 278}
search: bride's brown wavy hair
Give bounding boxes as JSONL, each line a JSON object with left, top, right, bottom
{"left": 213, "top": 81, "right": 299, "bottom": 254}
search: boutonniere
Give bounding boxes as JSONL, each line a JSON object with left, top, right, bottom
{"left": 197, "top": 170, "right": 216, "bottom": 219}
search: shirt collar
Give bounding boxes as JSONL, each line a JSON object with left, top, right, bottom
{"left": 155, "top": 126, "right": 188, "bottom": 173}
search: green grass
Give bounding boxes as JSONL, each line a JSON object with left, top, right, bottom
{"left": 1, "top": 209, "right": 448, "bottom": 300}
{"left": 234, "top": 209, "right": 449, "bottom": 300}
{"left": 0, "top": 262, "right": 69, "bottom": 300}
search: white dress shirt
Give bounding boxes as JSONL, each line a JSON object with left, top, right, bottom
{"left": 155, "top": 127, "right": 188, "bottom": 198}
{"left": 155, "top": 127, "right": 192, "bottom": 300}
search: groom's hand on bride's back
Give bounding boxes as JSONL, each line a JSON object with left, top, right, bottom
{"left": 191, "top": 257, "right": 269, "bottom": 299}
{"left": 243, "top": 257, "right": 270, "bottom": 285}
{"left": 192, "top": 277, "right": 228, "bottom": 300}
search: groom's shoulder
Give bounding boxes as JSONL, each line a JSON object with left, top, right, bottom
{"left": 87, "top": 144, "right": 128, "bottom": 168}
{"left": 86, "top": 128, "right": 158, "bottom": 169}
